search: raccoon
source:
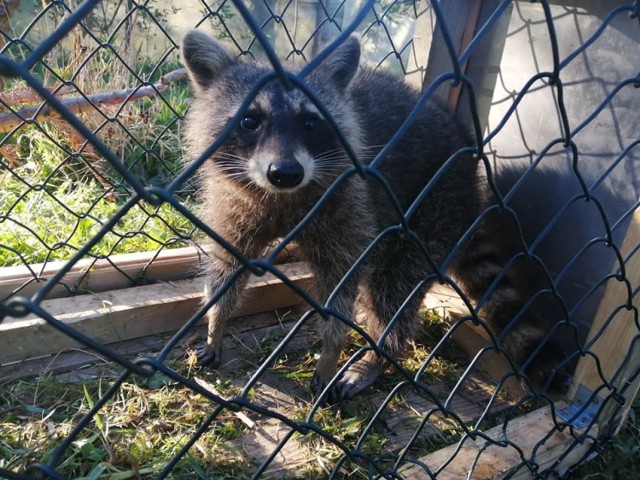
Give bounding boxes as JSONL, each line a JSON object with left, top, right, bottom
{"left": 180, "top": 30, "right": 570, "bottom": 402}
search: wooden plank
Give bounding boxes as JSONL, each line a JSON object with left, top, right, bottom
{"left": 0, "top": 262, "right": 314, "bottom": 366}
{"left": 0, "top": 246, "right": 203, "bottom": 300}
{"left": 0, "top": 243, "right": 301, "bottom": 301}
{"left": 404, "top": 0, "right": 435, "bottom": 90}
{"left": 399, "top": 404, "right": 597, "bottom": 479}
{"left": 445, "top": 0, "right": 482, "bottom": 112}
{"left": 453, "top": 1, "right": 512, "bottom": 132}
{"left": 421, "top": 0, "right": 482, "bottom": 108}
{"left": 568, "top": 209, "right": 640, "bottom": 431}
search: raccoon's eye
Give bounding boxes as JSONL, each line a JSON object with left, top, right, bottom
{"left": 240, "top": 115, "right": 261, "bottom": 131}
{"left": 302, "top": 118, "right": 318, "bottom": 131}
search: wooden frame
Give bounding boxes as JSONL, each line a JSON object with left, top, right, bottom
{"left": 568, "top": 209, "right": 640, "bottom": 435}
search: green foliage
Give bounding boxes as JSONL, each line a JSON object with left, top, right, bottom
{"left": 0, "top": 117, "right": 195, "bottom": 267}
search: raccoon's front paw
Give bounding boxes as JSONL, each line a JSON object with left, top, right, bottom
{"left": 195, "top": 343, "right": 222, "bottom": 368}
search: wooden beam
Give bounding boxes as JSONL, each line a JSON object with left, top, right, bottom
{"left": 0, "top": 68, "right": 188, "bottom": 133}
{"left": 418, "top": 1, "right": 514, "bottom": 133}
{"left": 568, "top": 209, "right": 640, "bottom": 432}
{"left": 398, "top": 404, "right": 597, "bottom": 479}
{"left": 421, "top": 0, "right": 483, "bottom": 109}
{"left": 0, "top": 243, "right": 301, "bottom": 301}
{"left": 0, "top": 262, "right": 314, "bottom": 366}
{"left": 404, "top": 0, "right": 435, "bottom": 90}
{"left": 0, "top": 309, "right": 297, "bottom": 382}
{"left": 453, "top": 1, "right": 512, "bottom": 132}
{"left": 0, "top": 246, "right": 206, "bottom": 301}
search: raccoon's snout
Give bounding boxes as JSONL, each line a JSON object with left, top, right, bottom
{"left": 266, "top": 161, "right": 305, "bottom": 189}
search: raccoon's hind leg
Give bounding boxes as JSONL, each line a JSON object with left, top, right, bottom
{"left": 328, "top": 246, "right": 429, "bottom": 401}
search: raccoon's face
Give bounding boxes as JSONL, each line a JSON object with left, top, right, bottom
{"left": 181, "top": 31, "right": 362, "bottom": 194}
{"left": 220, "top": 89, "right": 341, "bottom": 193}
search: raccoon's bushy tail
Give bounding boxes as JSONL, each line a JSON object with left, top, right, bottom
{"left": 452, "top": 208, "right": 575, "bottom": 391}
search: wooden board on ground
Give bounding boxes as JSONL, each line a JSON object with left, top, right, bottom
{"left": 0, "top": 246, "right": 209, "bottom": 301}
{"left": 0, "top": 309, "right": 298, "bottom": 382}
{"left": 0, "top": 262, "right": 314, "bottom": 366}
{"left": 0, "top": 243, "right": 301, "bottom": 301}
{"left": 399, "top": 404, "right": 598, "bottom": 479}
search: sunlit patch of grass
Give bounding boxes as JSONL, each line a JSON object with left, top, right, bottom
{"left": 0, "top": 29, "right": 196, "bottom": 268}
{"left": 0, "top": 116, "right": 197, "bottom": 267}
{"left": 0, "top": 368, "right": 254, "bottom": 478}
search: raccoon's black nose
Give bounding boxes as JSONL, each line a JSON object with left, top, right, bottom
{"left": 266, "top": 161, "right": 304, "bottom": 189}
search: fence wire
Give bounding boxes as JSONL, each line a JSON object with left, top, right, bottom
{"left": 1, "top": 0, "right": 639, "bottom": 479}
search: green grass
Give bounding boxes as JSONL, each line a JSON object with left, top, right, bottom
{"left": 0, "top": 371, "right": 252, "bottom": 479}
{"left": 0, "top": 118, "right": 196, "bottom": 267}
{"left": 0, "top": 55, "right": 197, "bottom": 268}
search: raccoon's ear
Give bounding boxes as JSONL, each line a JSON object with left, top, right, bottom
{"left": 319, "top": 36, "right": 361, "bottom": 91}
{"left": 181, "top": 30, "right": 235, "bottom": 93}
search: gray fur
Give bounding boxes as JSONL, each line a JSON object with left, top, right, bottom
{"left": 180, "top": 31, "right": 570, "bottom": 402}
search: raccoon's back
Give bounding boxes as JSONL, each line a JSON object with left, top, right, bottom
{"left": 348, "top": 68, "right": 481, "bottom": 228}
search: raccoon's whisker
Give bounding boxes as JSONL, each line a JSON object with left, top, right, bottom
{"left": 212, "top": 159, "right": 245, "bottom": 167}
{"left": 314, "top": 161, "right": 346, "bottom": 169}
{"left": 212, "top": 166, "right": 248, "bottom": 177}
{"left": 320, "top": 154, "right": 377, "bottom": 162}
{"left": 315, "top": 157, "right": 377, "bottom": 168}
{"left": 259, "top": 188, "right": 273, "bottom": 205}
{"left": 316, "top": 144, "right": 384, "bottom": 157}
{"left": 216, "top": 152, "right": 250, "bottom": 161}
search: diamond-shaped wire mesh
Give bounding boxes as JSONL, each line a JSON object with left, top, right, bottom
{"left": 1, "top": 1, "right": 639, "bottom": 479}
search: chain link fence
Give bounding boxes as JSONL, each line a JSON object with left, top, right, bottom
{"left": 1, "top": 1, "right": 639, "bottom": 478}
